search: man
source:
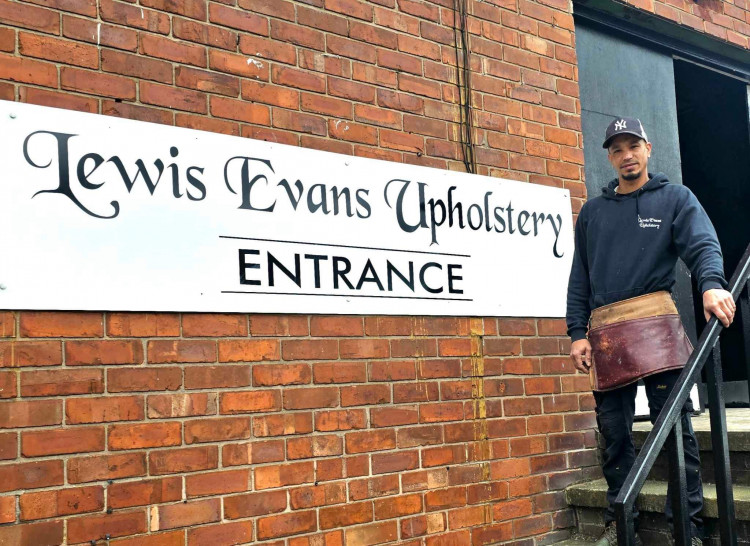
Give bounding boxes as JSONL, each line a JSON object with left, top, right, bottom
{"left": 566, "top": 116, "right": 736, "bottom": 546}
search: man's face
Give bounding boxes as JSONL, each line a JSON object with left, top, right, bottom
{"left": 607, "top": 134, "right": 652, "bottom": 181}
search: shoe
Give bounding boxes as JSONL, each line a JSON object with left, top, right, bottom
{"left": 595, "top": 523, "right": 644, "bottom": 546}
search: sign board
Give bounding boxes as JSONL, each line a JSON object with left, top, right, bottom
{"left": 0, "top": 101, "right": 574, "bottom": 317}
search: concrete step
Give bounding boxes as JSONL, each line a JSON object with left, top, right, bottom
{"left": 566, "top": 478, "right": 750, "bottom": 545}
{"left": 598, "top": 409, "right": 750, "bottom": 485}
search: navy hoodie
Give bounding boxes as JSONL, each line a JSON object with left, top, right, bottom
{"left": 566, "top": 173, "right": 726, "bottom": 342}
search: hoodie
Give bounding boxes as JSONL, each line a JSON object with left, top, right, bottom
{"left": 566, "top": 173, "right": 726, "bottom": 342}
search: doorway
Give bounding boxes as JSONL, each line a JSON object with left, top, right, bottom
{"left": 674, "top": 59, "right": 750, "bottom": 403}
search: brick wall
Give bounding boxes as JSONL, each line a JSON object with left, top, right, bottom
{"left": 0, "top": 0, "right": 744, "bottom": 544}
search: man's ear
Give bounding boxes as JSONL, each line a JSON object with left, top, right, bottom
{"left": 646, "top": 141, "right": 653, "bottom": 155}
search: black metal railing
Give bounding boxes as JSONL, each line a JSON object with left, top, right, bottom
{"left": 615, "top": 243, "right": 750, "bottom": 546}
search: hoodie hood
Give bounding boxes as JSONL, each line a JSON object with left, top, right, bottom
{"left": 600, "top": 172, "right": 670, "bottom": 199}
{"left": 600, "top": 173, "right": 670, "bottom": 219}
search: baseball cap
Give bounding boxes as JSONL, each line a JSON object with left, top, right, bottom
{"left": 602, "top": 116, "right": 649, "bottom": 148}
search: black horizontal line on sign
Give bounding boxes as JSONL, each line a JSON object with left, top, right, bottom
{"left": 221, "top": 291, "right": 473, "bottom": 302}
{"left": 219, "top": 235, "right": 471, "bottom": 258}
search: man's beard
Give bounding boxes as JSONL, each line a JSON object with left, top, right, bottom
{"left": 621, "top": 169, "right": 641, "bottom": 181}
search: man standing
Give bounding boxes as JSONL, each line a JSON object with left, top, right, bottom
{"left": 566, "top": 116, "right": 736, "bottom": 546}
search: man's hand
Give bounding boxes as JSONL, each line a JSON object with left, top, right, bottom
{"left": 703, "top": 288, "right": 735, "bottom": 328}
{"left": 570, "top": 339, "right": 592, "bottom": 373}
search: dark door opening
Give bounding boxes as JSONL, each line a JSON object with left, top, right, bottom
{"left": 674, "top": 59, "right": 750, "bottom": 403}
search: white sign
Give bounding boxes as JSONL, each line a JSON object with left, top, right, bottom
{"left": 0, "top": 101, "right": 574, "bottom": 317}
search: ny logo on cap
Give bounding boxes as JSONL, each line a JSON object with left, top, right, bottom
{"left": 614, "top": 119, "right": 627, "bottom": 130}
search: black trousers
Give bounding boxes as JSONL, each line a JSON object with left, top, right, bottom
{"left": 594, "top": 369, "right": 703, "bottom": 537}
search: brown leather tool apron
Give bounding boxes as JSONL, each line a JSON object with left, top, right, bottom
{"left": 588, "top": 291, "right": 694, "bottom": 391}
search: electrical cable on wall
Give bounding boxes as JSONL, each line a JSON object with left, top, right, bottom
{"left": 453, "top": 0, "right": 477, "bottom": 174}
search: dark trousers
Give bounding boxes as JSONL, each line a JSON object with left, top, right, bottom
{"left": 594, "top": 369, "right": 703, "bottom": 538}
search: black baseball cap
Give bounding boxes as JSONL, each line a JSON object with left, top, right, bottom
{"left": 602, "top": 116, "right": 649, "bottom": 148}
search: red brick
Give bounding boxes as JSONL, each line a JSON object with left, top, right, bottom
{"left": 320, "top": 500, "right": 373, "bottom": 529}
{"left": 222, "top": 440, "right": 284, "bottom": 466}
{"left": 109, "top": 422, "right": 181, "bottom": 450}
{"left": 0, "top": 371, "right": 14, "bottom": 399}
{"left": 287, "top": 435, "right": 343, "bottom": 459}
{"left": 349, "top": 475, "right": 399, "bottom": 500}
{"left": 68, "top": 453, "right": 146, "bottom": 483}
{"left": 107, "top": 313, "right": 179, "bottom": 337}
{"left": 0, "top": 460, "right": 63, "bottom": 492}
{"left": 185, "top": 416, "right": 250, "bottom": 444}
{"left": 340, "top": 339, "right": 390, "bottom": 359}
{"left": 103, "top": 101, "right": 173, "bottom": 125}
{"left": 210, "top": 49, "right": 269, "bottom": 80}
{"left": 19, "top": 312, "right": 102, "bottom": 337}
{"left": 63, "top": 15, "right": 138, "bottom": 51}
{"left": 372, "top": 450, "right": 419, "bottom": 474}
{"left": 20, "top": 486, "right": 103, "bottom": 521}
{"left": 99, "top": 0, "right": 170, "bottom": 33}
{"left": 152, "top": 498, "right": 220, "bottom": 531}
{"left": 220, "top": 390, "right": 281, "bottom": 414}
{"left": 187, "top": 520, "right": 254, "bottom": 546}
{"left": 290, "top": 483, "right": 346, "bottom": 509}
{"left": 325, "top": 0, "right": 373, "bottom": 21}
{"left": 173, "top": 17, "right": 236, "bottom": 51}
{"left": 284, "top": 387, "right": 339, "bottom": 410}
{"left": 257, "top": 510, "right": 317, "bottom": 540}
{"left": 224, "top": 490, "right": 287, "bottom": 519}
{"left": 140, "top": 81, "right": 207, "bottom": 114}
{"left": 66, "top": 340, "right": 143, "bottom": 366}
{"left": 147, "top": 393, "right": 215, "bottom": 419}
{"left": 149, "top": 446, "right": 218, "bottom": 475}
{"left": 0, "top": 399, "right": 61, "bottom": 428}
{"left": 0, "top": 432, "right": 15, "bottom": 460}
{"left": 346, "top": 429, "right": 395, "bottom": 453}
{"left": 61, "top": 67, "right": 135, "bottom": 99}
{"left": 66, "top": 395, "right": 143, "bottom": 424}
{"left": 218, "top": 339, "right": 279, "bottom": 362}
{"left": 19, "top": 86, "right": 97, "bottom": 113}
{"left": 255, "top": 461, "right": 315, "bottom": 490}
{"left": 316, "top": 409, "right": 367, "bottom": 431}
{"left": 0, "top": 0, "right": 59, "bottom": 33}
{"left": 108, "top": 367, "right": 182, "bottom": 392}
{"left": 249, "top": 315, "right": 309, "bottom": 336}
{"left": 0, "top": 520, "right": 64, "bottom": 545}
{"left": 0, "top": 495, "right": 12, "bottom": 523}
{"left": 19, "top": 32, "right": 98, "bottom": 69}
{"left": 282, "top": 339, "right": 338, "bottom": 360}
{"left": 239, "top": 33, "right": 296, "bottom": 66}
{"left": 271, "top": 19, "right": 324, "bottom": 50}
{"left": 185, "top": 365, "right": 250, "bottom": 389}
{"left": 370, "top": 360, "right": 418, "bottom": 381}
{"left": 253, "top": 363, "right": 311, "bottom": 386}
{"left": 393, "top": 382, "right": 439, "bottom": 403}
{"left": 140, "top": 0, "right": 206, "bottom": 20}
{"left": 101, "top": 49, "right": 172, "bottom": 83}
{"left": 425, "top": 486, "right": 467, "bottom": 511}
{"left": 298, "top": 6, "right": 348, "bottom": 35}
{"left": 186, "top": 469, "right": 249, "bottom": 498}
{"left": 68, "top": 510, "right": 147, "bottom": 543}
{"left": 341, "top": 385, "right": 391, "bottom": 407}
{"left": 254, "top": 413, "right": 313, "bottom": 437}
{"left": 108, "top": 477, "right": 181, "bottom": 509}
{"left": 208, "top": 3, "right": 267, "bottom": 34}
{"left": 313, "top": 362, "right": 367, "bottom": 384}
{"left": 22, "top": 427, "right": 103, "bottom": 456}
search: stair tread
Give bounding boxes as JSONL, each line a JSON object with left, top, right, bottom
{"left": 631, "top": 408, "right": 750, "bottom": 451}
{"left": 567, "top": 478, "right": 750, "bottom": 519}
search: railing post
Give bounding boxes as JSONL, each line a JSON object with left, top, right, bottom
{"left": 615, "top": 501, "right": 637, "bottom": 546}
{"left": 667, "top": 419, "right": 690, "bottom": 546}
{"left": 706, "top": 342, "right": 737, "bottom": 546}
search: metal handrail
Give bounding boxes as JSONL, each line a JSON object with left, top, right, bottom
{"left": 615, "top": 243, "right": 750, "bottom": 546}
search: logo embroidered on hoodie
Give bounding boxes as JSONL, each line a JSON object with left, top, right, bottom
{"left": 638, "top": 215, "right": 662, "bottom": 229}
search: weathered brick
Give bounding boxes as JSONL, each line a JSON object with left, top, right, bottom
{"left": 151, "top": 498, "right": 220, "bottom": 531}
{"left": 20, "top": 486, "right": 103, "bottom": 521}
{"left": 0, "top": 460, "right": 64, "bottom": 492}
{"left": 223, "top": 490, "right": 287, "bottom": 519}
{"left": 108, "top": 477, "right": 182, "bottom": 509}
{"left": 22, "top": 427, "right": 104, "bottom": 456}
{"left": 68, "top": 453, "right": 146, "bottom": 483}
